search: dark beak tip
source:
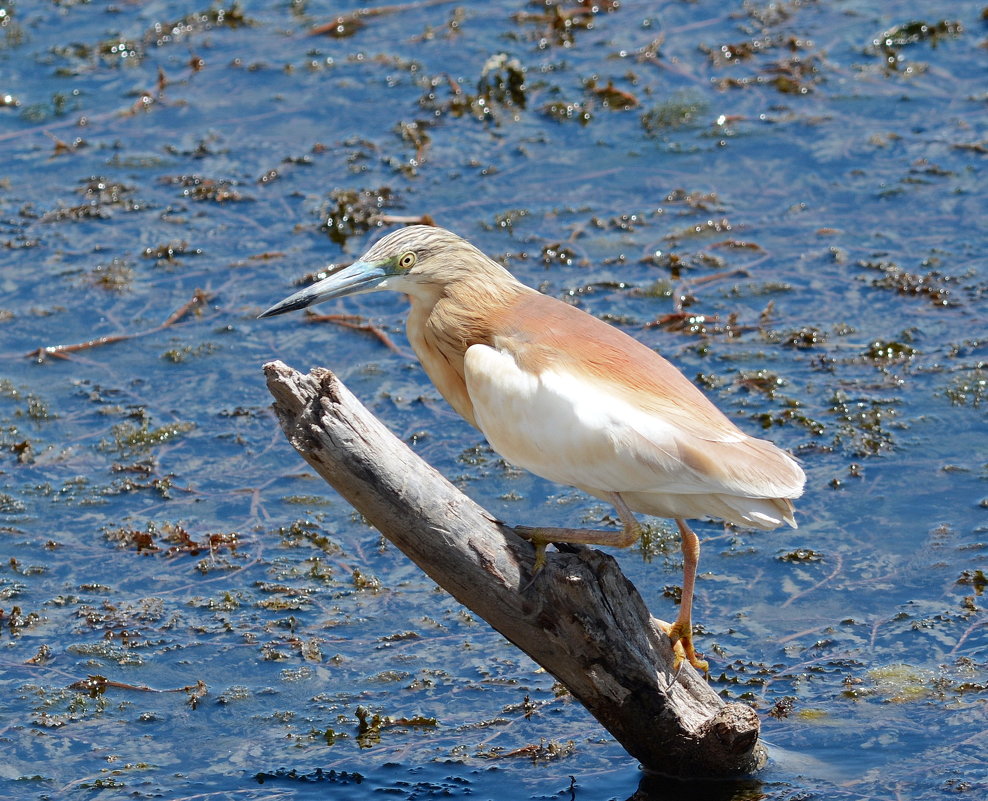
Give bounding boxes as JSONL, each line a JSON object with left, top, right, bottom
{"left": 258, "top": 294, "right": 312, "bottom": 319}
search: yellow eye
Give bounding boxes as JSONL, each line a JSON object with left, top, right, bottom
{"left": 397, "top": 251, "right": 417, "bottom": 270}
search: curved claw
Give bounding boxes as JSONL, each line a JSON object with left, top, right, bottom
{"left": 519, "top": 532, "right": 550, "bottom": 592}
{"left": 657, "top": 619, "right": 709, "bottom": 679}
{"left": 665, "top": 620, "right": 710, "bottom": 678}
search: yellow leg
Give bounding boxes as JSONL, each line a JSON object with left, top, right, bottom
{"left": 515, "top": 492, "right": 642, "bottom": 574}
{"left": 665, "top": 519, "right": 709, "bottom": 676}
{"left": 654, "top": 619, "right": 688, "bottom": 675}
{"left": 531, "top": 536, "right": 549, "bottom": 573}
{"left": 516, "top": 500, "right": 709, "bottom": 677}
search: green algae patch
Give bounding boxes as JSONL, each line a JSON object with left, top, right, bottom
{"left": 98, "top": 420, "right": 195, "bottom": 455}
{"left": 867, "top": 664, "right": 936, "bottom": 703}
{"left": 641, "top": 92, "right": 709, "bottom": 134}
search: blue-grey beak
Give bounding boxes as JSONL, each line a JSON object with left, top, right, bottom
{"left": 258, "top": 260, "right": 388, "bottom": 318}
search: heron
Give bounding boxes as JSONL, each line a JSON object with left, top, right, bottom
{"left": 260, "top": 225, "right": 805, "bottom": 673}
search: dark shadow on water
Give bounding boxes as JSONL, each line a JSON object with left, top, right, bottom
{"left": 630, "top": 742, "right": 848, "bottom": 801}
{"left": 631, "top": 773, "right": 765, "bottom": 801}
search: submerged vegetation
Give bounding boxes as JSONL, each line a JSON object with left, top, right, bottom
{"left": 0, "top": 0, "right": 985, "bottom": 799}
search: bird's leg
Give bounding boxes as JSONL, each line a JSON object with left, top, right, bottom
{"left": 660, "top": 519, "right": 709, "bottom": 676}
{"left": 515, "top": 492, "right": 643, "bottom": 575}
{"left": 516, "top": 501, "right": 708, "bottom": 675}
{"left": 529, "top": 536, "right": 550, "bottom": 574}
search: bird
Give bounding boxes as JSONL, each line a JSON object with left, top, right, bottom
{"left": 260, "top": 225, "right": 805, "bottom": 674}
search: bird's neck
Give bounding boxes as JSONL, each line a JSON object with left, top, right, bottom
{"left": 405, "top": 274, "right": 529, "bottom": 428}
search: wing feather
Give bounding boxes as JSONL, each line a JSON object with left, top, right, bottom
{"left": 464, "top": 342, "right": 803, "bottom": 502}
{"left": 461, "top": 289, "right": 804, "bottom": 526}
{"left": 494, "top": 292, "right": 746, "bottom": 443}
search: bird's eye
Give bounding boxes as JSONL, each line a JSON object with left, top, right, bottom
{"left": 397, "top": 251, "right": 417, "bottom": 270}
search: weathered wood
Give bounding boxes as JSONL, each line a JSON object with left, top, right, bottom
{"left": 263, "top": 360, "right": 766, "bottom": 777}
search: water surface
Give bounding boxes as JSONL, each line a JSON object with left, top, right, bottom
{"left": 1, "top": 1, "right": 985, "bottom": 799}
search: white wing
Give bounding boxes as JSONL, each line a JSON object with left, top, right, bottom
{"left": 465, "top": 344, "right": 715, "bottom": 493}
{"left": 463, "top": 342, "right": 802, "bottom": 527}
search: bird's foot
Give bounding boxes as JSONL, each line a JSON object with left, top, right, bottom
{"left": 514, "top": 527, "right": 553, "bottom": 590}
{"left": 515, "top": 527, "right": 550, "bottom": 568}
{"left": 531, "top": 538, "right": 548, "bottom": 574}
{"left": 660, "top": 620, "right": 710, "bottom": 678}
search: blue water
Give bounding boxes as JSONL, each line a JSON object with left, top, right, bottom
{"left": 1, "top": 1, "right": 985, "bottom": 799}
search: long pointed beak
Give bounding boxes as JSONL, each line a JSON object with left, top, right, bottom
{"left": 258, "top": 260, "right": 388, "bottom": 318}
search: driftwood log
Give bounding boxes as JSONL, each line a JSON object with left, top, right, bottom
{"left": 263, "top": 361, "right": 766, "bottom": 778}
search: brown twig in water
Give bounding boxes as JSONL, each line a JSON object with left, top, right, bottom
{"left": 304, "top": 311, "right": 406, "bottom": 355}
{"left": 68, "top": 675, "right": 205, "bottom": 694}
{"left": 25, "top": 334, "right": 135, "bottom": 362}
{"left": 45, "top": 131, "right": 84, "bottom": 156}
{"left": 672, "top": 268, "right": 749, "bottom": 312}
{"left": 310, "top": 0, "right": 455, "bottom": 36}
{"left": 781, "top": 552, "right": 844, "bottom": 608}
{"left": 445, "top": 74, "right": 464, "bottom": 96}
{"left": 709, "top": 239, "right": 764, "bottom": 251}
{"left": 948, "top": 616, "right": 986, "bottom": 658}
{"left": 375, "top": 213, "right": 437, "bottom": 227}
{"left": 25, "top": 289, "right": 212, "bottom": 362}
{"left": 161, "top": 287, "right": 211, "bottom": 327}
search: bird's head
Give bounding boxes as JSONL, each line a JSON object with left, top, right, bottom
{"left": 259, "top": 225, "right": 517, "bottom": 318}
